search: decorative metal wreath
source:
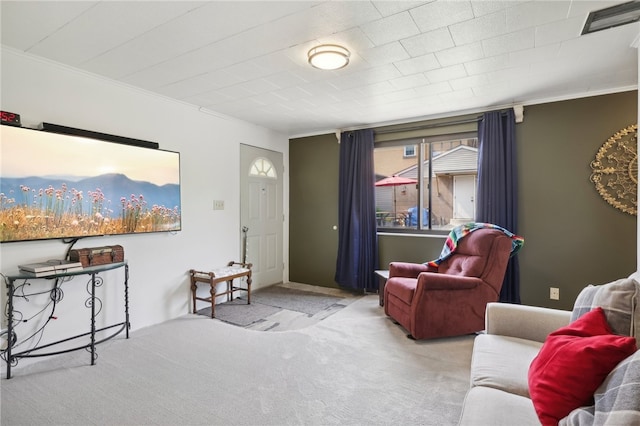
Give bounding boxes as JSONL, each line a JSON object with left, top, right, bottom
{"left": 589, "top": 124, "right": 638, "bottom": 216}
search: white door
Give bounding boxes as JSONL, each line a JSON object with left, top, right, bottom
{"left": 240, "top": 144, "right": 283, "bottom": 289}
{"left": 453, "top": 175, "right": 476, "bottom": 220}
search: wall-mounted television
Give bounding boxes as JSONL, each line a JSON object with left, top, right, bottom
{"left": 0, "top": 124, "right": 181, "bottom": 243}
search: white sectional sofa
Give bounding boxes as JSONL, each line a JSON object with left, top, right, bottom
{"left": 458, "top": 276, "right": 640, "bottom": 426}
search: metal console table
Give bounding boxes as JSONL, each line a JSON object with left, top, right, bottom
{"left": 3, "top": 261, "right": 130, "bottom": 379}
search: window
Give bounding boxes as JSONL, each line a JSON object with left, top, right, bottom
{"left": 374, "top": 136, "right": 478, "bottom": 232}
{"left": 249, "top": 157, "right": 277, "bottom": 178}
{"left": 403, "top": 145, "right": 416, "bottom": 157}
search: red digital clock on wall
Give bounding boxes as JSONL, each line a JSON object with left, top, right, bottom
{"left": 1, "top": 110, "right": 21, "bottom": 126}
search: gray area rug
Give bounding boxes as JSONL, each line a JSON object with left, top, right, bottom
{"left": 198, "top": 284, "right": 349, "bottom": 327}
{"left": 197, "top": 299, "right": 282, "bottom": 327}
{"left": 1, "top": 295, "right": 475, "bottom": 425}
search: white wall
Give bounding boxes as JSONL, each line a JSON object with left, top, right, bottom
{"left": 0, "top": 48, "right": 289, "bottom": 351}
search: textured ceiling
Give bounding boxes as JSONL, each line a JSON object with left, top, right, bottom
{"left": 1, "top": 1, "right": 638, "bottom": 137}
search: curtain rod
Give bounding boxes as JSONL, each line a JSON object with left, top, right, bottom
{"left": 374, "top": 116, "right": 480, "bottom": 135}
{"left": 374, "top": 108, "right": 517, "bottom": 135}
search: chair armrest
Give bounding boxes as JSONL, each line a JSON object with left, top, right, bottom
{"left": 389, "top": 262, "right": 430, "bottom": 278}
{"left": 485, "top": 302, "right": 572, "bottom": 343}
{"left": 417, "top": 273, "right": 480, "bottom": 290}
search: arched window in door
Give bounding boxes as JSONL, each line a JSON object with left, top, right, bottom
{"left": 249, "top": 157, "right": 277, "bottom": 178}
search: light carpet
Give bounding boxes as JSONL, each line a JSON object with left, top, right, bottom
{"left": 1, "top": 295, "right": 474, "bottom": 426}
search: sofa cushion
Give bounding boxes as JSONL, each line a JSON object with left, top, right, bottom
{"left": 559, "top": 350, "right": 640, "bottom": 426}
{"left": 528, "top": 308, "right": 637, "bottom": 426}
{"left": 470, "top": 334, "right": 542, "bottom": 397}
{"left": 458, "top": 386, "right": 541, "bottom": 426}
{"left": 571, "top": 277, "right": 639, "bottom": 341}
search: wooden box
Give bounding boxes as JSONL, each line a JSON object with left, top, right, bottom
{"left": 69, "top": 245, "right": 124, "bottom": 267}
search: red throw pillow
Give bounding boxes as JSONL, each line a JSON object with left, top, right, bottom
{"left": 528, "top": 307, "right": 637, "bottom": 426}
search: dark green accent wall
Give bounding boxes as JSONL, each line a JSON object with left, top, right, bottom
{"left": 377, "top": 234, "right": 444, "bottom": 267}
{"left": 290, "top": 91, "right": 637, "bottom": 308}
{"left": 517, "top": 91, "right": 637, "bottom": 309}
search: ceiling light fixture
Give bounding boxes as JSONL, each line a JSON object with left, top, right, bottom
{"left": 582, "top": 0, "right": 640, "bottom": 35}
{"left": 308, "top": 44, "right": 350, "bottom": 70}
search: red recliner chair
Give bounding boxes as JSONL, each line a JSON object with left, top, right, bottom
{"left": 384, "top": 228, "right": 513, "bottom": 340}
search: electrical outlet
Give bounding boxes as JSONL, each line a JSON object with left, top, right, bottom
{"left": 550, "top": 287, "right": 560, "bottom": 300}
{"left": 213, "top": 200, "right": 224, "bottom": 210}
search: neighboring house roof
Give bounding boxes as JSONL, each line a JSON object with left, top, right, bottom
{"left": 397, "top": 146, "right": 478, "bottom": 178}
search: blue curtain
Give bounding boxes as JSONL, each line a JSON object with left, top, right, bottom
{"left": 335, "top": 129, "right": 378, "bottom": 291}
{"left": 476, "top": 109, "right": 521, "bottom": 303}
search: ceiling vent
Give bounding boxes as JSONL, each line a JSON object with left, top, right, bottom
{"left": 582, "top": 0, "right": 640, "bottom": 35}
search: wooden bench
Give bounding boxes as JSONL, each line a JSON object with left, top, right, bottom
{"left": 189, "top": 262, "right": 252, "bottom": 318}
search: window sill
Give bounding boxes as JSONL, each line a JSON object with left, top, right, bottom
{"left": 377, "top": 230, "right": 447, "bottom": 238}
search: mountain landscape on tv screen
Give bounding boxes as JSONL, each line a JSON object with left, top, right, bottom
{"left": 0, "top": 173, "right": 181, "bottom": 242}
{"left": 1, "top": 173, "right": 180, "bottom": 211}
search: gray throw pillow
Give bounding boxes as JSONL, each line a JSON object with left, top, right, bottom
{"left": 560, "top": 350, "right": 640, "bottom": 426}
{"left": 571, "top": 277, "right": 639, "bottom": 342}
